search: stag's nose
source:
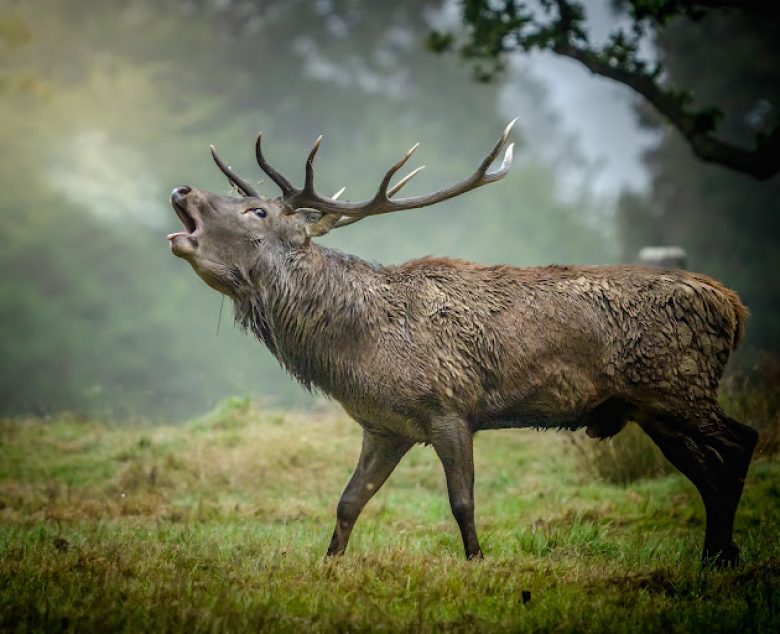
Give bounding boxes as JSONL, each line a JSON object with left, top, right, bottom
{"left": 171, "top": 186, "right": 191, "bottom": 202}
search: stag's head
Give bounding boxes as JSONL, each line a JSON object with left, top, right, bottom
{"left": 168, "top": 121, "right": 517, "bottom": 294}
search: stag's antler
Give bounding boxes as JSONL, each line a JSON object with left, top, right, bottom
{"left": 278, "top": 119, "right": 516, "bottom": 224}
{"left": 210, "top": 120, "right": 517, "bottom": 236}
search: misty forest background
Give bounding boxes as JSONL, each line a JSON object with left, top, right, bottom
{"left": 1, "top": 0, "right": 778, "bottom": 422}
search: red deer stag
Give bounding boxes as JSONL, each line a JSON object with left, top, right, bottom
{"left": 168, "top": 121, "right": 757, "bottom": 565}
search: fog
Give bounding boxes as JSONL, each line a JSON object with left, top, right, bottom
{"left": 1, "top": 0, "right": 776, "bottom": 420}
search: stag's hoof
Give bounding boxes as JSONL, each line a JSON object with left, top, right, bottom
{"left": 702, "top": 542, "right": 740, "bottom": 568}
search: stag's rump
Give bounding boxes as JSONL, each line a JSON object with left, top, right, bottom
{"left": 496, "top": 265, "right": 742, "bottom": 429}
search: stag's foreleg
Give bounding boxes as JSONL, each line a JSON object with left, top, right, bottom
{"left": 326, "top": 429, "right": 413, "bottom": 557}
{"left": 640, "top": 407, "right": 757, "bottom": 566}
{"left": 430, "top": 416, "right": 483, "bottom": 560}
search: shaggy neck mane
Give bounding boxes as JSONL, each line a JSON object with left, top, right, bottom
{"left": 232, "top": 242, "right": 381, "bottom": 396}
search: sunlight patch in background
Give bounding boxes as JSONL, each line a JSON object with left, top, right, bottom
{"left": 47, "top": 130, "right": 165, "bottom": 229}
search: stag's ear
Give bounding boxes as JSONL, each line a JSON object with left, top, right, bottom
{"left": 295, "top": 207, "right": 341, "bottom": 237}
{"left": 296, "top": 207, "right": 324, "bottom": 225}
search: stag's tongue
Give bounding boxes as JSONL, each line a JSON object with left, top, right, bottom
{"left": 167, "top": 231, "right": 189, "bottom": 241}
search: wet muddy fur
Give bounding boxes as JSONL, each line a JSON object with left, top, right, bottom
{"left": 171, "top": 174, "right": 760, "bottom": 567}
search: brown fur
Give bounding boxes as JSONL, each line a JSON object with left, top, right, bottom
{"left": 684, "top": 271, "right": 748, "bottom": 350}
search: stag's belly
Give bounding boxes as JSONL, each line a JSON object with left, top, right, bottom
{"left": 473, "top": 360, "right": 605, "bottom": 432}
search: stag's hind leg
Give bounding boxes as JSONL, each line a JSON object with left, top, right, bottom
{"left": 640, "top": 405, "right": 757, "bottom": 566}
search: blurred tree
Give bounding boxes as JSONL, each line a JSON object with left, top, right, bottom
{"left": 617, "top": 11, "right": 780, "bottom": 353}
{"left": 429, "top": 0, "right": 780, "bottom": 180}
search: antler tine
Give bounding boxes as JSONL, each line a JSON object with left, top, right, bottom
{"left": 304, "top": 135, "right": 323, "bottom": 192}
{"left": 376, "top": 142, "right": 420, "bottom": 199}
{"left": 478, "top": 117, "right": 517, "bottom": 174}
{"left": 490, "top": 142, "right": 514, "bottom": 181}
{"left": 255, "top": 132, "right": 295, "bottom": 196}
{"left": 387, "top": 165, "right": 426, "bottom": 198}
{"left": 210, "top": 145, "right": 259, "bottom": 198}
{"left": 331, "top": 187, "right": 346, "bottom": 200}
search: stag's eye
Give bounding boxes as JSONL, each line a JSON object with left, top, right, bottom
{"left": 247, "top": 208, "right": 267, "bottom": 219}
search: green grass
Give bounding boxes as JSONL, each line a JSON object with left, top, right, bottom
{"left": 1, "top": 396, "right": 778, "bottom": 632}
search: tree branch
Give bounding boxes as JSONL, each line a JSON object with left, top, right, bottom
{"left": 440, "top": 0, "right": 780, "bottom": 179}
{"left": 553, "top": 41, "right": 780, "bottom": 180}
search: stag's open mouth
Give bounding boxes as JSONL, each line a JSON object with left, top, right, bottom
{"left": 168, "top": 199, "right": 199, "bottom": 242}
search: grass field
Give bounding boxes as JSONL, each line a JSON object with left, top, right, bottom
{"left": 1, "top": 396, "right": 778, "bottom": 632}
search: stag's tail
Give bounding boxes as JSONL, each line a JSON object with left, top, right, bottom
{"left": 686, "top": 272, "right": 748, "bottom": 351}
